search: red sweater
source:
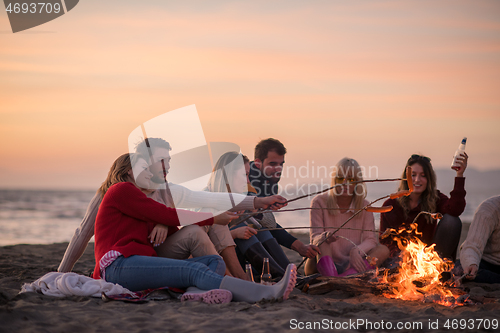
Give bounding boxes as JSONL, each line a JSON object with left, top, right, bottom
{"left": 379, "top": 177, "right": 466, "bottom": 255}
{"left": 93, "top": 182, "right": 214, "bottom": 279}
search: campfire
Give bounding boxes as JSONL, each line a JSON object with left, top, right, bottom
{"left": 379, "top": 223, "right": 469, "bottom": 307}
{"left": 307, "top": 222, "right": 474, "bottom": 308}
{"left": 296, "top": 166, "right": 475, "bottom": 307}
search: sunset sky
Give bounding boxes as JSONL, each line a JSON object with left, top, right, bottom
{"left": 1, "top": 0, "right": 499, "bottom": 190}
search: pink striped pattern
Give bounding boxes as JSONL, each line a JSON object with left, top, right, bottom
{"left": 98, "top": 250, "right": 122, "bottom": 280}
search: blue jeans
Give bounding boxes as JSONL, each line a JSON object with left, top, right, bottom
{"left": 232, "top": 228, "right": 274, "bottom": 254}
{"left": 105, "top": 255, "right": 225, "bottom": 292}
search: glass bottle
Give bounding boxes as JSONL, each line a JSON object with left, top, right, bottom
{"left": 260, "top": 258, "right": 272, "bottom": 285}
{"left": 245, "top": 264, "right": 254, "bottom": 282}
{"left": 451, "top": 137, "right": 467, "bottom": 171}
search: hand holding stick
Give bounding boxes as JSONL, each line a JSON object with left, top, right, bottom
{"left": 296, "top": 168, "right": 414, "bottom": 271}
{"left": 296, "top": 195, "right": 394, "bottom": 270}
{"left": 238, "top": 169, "right": 413, "bottom": 223}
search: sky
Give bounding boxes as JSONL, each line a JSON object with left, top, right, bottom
{"left": 1, "top": 0, "right": 499, "bottom": 190}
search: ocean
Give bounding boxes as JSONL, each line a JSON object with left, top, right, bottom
{"left": 0, "top": 189, "right": 96, "bottom": 246}
{"left": 0, "top": 168, "right": 498, "bottom": 246}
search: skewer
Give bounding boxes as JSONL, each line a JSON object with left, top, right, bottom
{"left": 411, "top": 211, "right": 443, "bottom": 224}
{"left": 336, "top": 235, "right": 369, "bottom": 258}
{"left": 295, "top": 195, "right": 388, "bottom": 270}
{"left": 238, "top": 167, "right": 415, "bottom": 271}
{"left": 236, "top": 205, "right": 393, "bottom": 217}
{"left": 295, "top": 171, "right": 413, "bottom": 270}
{"left": 240, "top": 167, "right": 413, "bottom": 224}
{"left": 255, "top": 226, "right": 381, "bottom": 233}
{"left": 285, "top": 177, "right": 407, "bottom": 204}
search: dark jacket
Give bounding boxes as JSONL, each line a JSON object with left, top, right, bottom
{"left": 248, "top": 161, "right": 297, "bottom": 248}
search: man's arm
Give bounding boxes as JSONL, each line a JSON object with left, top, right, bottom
{"left": 165, "top": 183, "right": 286, "bottom": 211}
{"left": 460, "top": 210, "right": 495, "bottom": 279}
{"left": 165, "top": 184, "right": 255, "bottom": 211}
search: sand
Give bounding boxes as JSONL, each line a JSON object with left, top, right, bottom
{"left": 1, "top": 233, "right": 500, "bottom": 333}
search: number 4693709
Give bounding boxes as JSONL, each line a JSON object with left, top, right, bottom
{"left": 5, "top": 2, "right": 62, "bottom": 14}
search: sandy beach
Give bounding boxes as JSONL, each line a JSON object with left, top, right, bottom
{"left": 1, "top": 232, "right": 499, "bottom": 333}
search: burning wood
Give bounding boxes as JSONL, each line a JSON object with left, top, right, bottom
{"left": 307, "top": 222, "right": 476, "bottom": 307}
{"left": 378, "top": 222, "right": 472, "bottom": 307}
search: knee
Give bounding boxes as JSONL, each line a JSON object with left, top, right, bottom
{"left": 206, "top": 254, "right": 225, "bottom": 263}
{"left": 439, "top": 214, "right": 462, "bottom": 233}
{"left": 304, "top": 257, "right": 318, "bottom": 276}
{"left": 207, "top": 254, "right": 226, "bottom": 275}
{"left": 377, "top": 244, "right": 390, "bottom": 256}
{"left": 235, "top": 235, "right": 259, "bottom": 248}
{"left": 184, "top": 225, "right": 212, "bottom": 244}
{"left": 377, "top": 244, "right": 390, "bottom": 262}
{"left": 256, "top": 230, "right": 273, "bottom": 242}
{"left": 369, "top": 244, "right": 390, "bottom": 266}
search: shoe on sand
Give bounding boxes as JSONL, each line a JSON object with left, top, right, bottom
{"left": 180, "top": 287, "right": 232, "bottom": 304}
{"left": 219, "top": 264, "right": 297, "bottom": 303}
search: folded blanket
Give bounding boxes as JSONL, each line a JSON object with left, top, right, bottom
{"left": 20, "top": 272, "right": 135, "bottom": 298}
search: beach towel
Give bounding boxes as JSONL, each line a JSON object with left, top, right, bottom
{"left": 20, "top": 272, "right": 135, "bottom": 298}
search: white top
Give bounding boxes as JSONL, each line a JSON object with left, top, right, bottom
{"left": 460, "top": 195, "right": 500, "bottom": 268}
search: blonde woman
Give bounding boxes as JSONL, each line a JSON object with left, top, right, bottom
{"left": 306, "top": 158, "right": 389, "bottom": 276}
{"left": 93, "top": 153, "right": 297, "bottom": 303}
{"left": 59, "top": 138, "right": 286, "bottom": 273}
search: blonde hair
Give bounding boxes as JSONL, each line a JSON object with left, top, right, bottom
{"left": 97, "top": 153, "right": 135, "bottom": 198}
{"left": 207, "top": 152, "right": 248, "bottom": 193}
{"left": 326, "top": 157, "right": 367, "bottom": 215}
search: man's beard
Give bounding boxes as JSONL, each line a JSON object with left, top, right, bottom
{"left": 261, "top": 168, "right": 281, "bottom": 183}
{"left": 151, "top": 174, "right": 167, "bottom": 184}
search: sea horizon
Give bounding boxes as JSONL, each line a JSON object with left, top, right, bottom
{"left": 1, "top": 167, "right": 498, "bottom": 246}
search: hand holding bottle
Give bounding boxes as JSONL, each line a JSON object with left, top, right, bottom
{"left": 454, "top": 152, "right": 468, "bottom": 177}
{"left": 451, "top": 137, "right": 468, "bottom": 177}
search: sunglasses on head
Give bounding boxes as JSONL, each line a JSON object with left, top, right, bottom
{"left": 409, "top": 154, "right": 431, "bottom": 162}
{"left": 335, "top": 176, "right": 356, "bottom": 184}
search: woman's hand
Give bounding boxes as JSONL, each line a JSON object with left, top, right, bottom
{"left": 254, "top": 195, "right": 287, "bottom": 210}
{"left": 455, "top": 152, "right": 468, "bottom": 177}
{"left": 214, "top": 212, "right": 239, "bottom": 225}
{"left": 349, "top": 247, "right": 366, "bottom": 273}
{"left": 148, "top": 224, "right": 169, "bottom": 247}
{"left": 230, "top": 226, "right": 258, "bottom": 240}
{"left": 321, "top": 231, "right": 338, "bottom": 244}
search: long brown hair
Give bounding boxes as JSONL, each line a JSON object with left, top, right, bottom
{"left": 398, "top": 154, "right": 439, "bottom": 222}
{"left": 97, "top": 153, "right": 134, "bottom": 198}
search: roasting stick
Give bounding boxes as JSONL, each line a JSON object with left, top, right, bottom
{"left": 411, "top": 211, "right": 443, "bottom": 224}
{"left": 256, "top": 225, "right": 385, "bottom": 233}
{"left": 285, "top": 177, "right": 405, "bottom": 204}
{"left": 295, "top": 195, "right": 389, "bottom": 270}
{"left": 295, "top": 166, "right": 414, "bottom": 270}
{"left": 237, "top": 174, "right": 411, "bottom": 225}
{"left": 247, "top": 206, "right": 394, "bottom": 232}
{"left": 235, "top": 206, "right": 393, "bottom": 217}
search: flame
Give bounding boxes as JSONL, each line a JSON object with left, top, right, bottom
{"left": 379, "top": 223, "right": 462, "bottom": 307}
